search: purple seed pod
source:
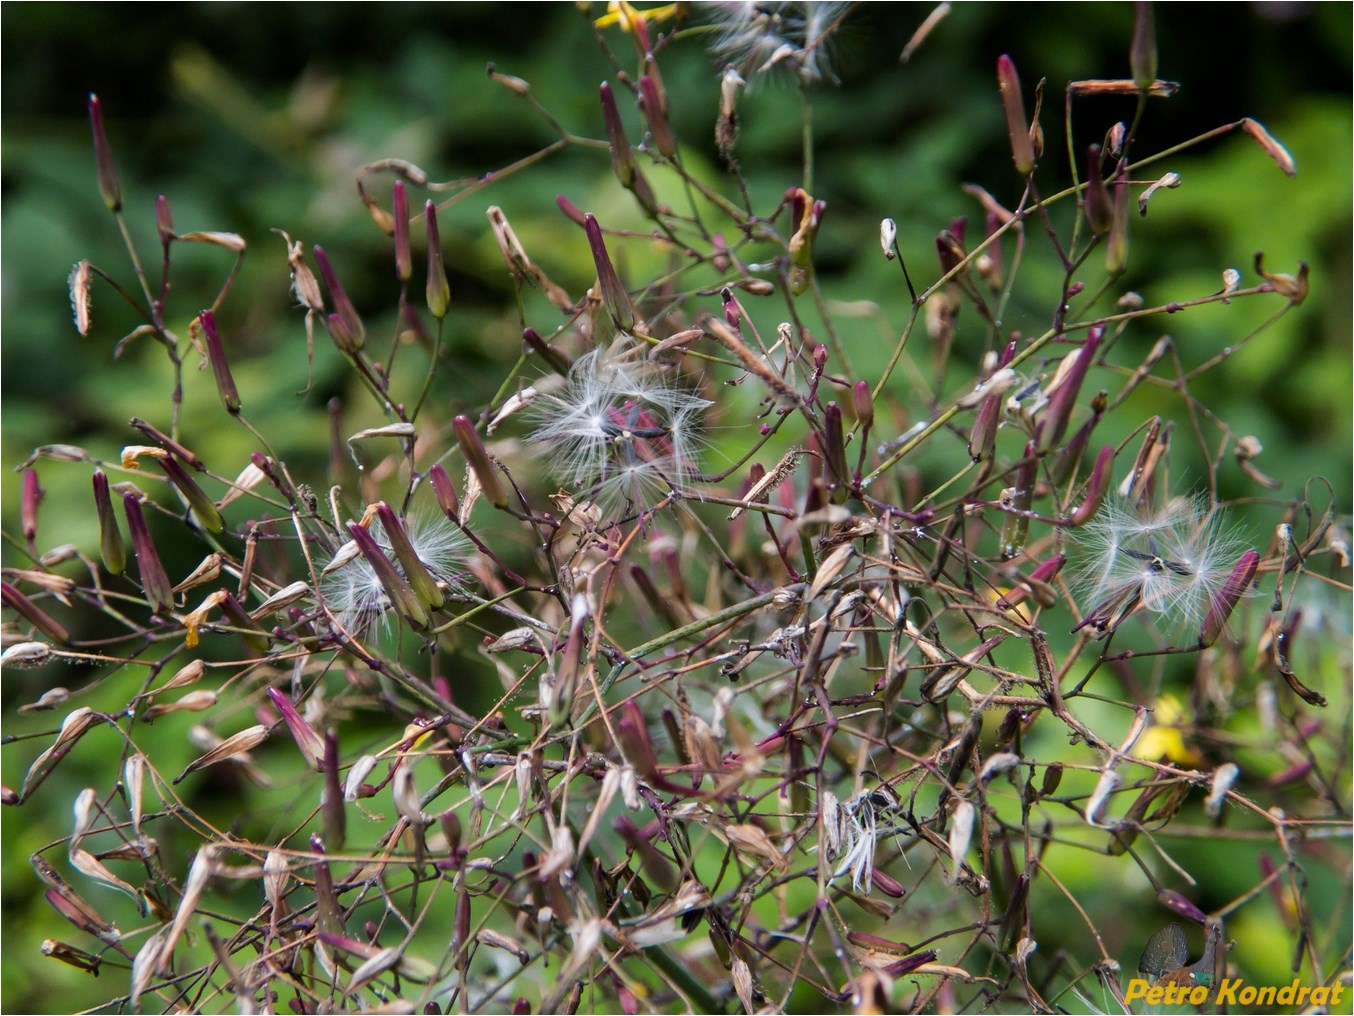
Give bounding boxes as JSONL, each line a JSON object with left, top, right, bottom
{"left": 122, "top": 493, "right": 173, "bottom": 615}
{"left": 199, "top": 310, "right": 241, "bottom": 414}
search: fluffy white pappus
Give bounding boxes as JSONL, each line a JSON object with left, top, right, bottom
{"left": 704, "top": 1, "right": 850, "bottom": 85}
{"left": 530, "top": 349, "right": 710, "bottom": 513}
{"left": 321, "top": 507, "right": 468, "bottom": 635}
{"left": 1069, "top": 494, "right": 1250, "bottom": 636}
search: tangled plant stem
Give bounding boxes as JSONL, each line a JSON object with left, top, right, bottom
{"left": 2, "top": 6, "right": 1349, "bottom": 1015}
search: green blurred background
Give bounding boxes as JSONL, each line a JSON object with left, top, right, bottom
{"left": 2, "top": 3, "right": 1350, "bottom": 1012}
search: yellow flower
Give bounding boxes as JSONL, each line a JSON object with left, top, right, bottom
{"left": 1135, "top": 694, "right": 1202, "bottom": 766}
{"left": 594, "top": 1, "right": 679, "bottom": 32}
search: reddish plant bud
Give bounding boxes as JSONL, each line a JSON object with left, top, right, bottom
{"left": 935, "top": 230, "right": 963, "bottom": 276}
{"left": 1049, "top": 402, "right": 1100, "bottom": 486}
{"left": 87, "top": 94, "right": 122, "bottom": 212}
{"left": 1131, "top": 2, "right": 1158, "bottom": 90}
{"left": 122, "top": 493, "right": 173, "bottom": 615}
{"left": 871, "top": 869, "right": 907, "bottom": 898}
{"left": 1106, "top": 173, "right": 1131, "bottom": 275}
{"left": 852, "top": 380, "right": 874, "bottom": 430}
{"left": 347, "top": 520, "right": 430, "bottom": 630}
{"left": 1, "top": 581, "right": 70, "bottom": 644}
{"left": 884, "top": 950, "right": 938, "bottom": 976}
{"left": 1084, "top": 145, "right": 1113, "bottom": 235}
{"left": 522, "top": 327, "right": 572, "bottom": 376}
{"left": 158, "top": 454, "right": 224, "bottom": 533}
{"left": 599, "top": 81, "right": 636, "bottom": 188}
{"left": 1068, "top": 445, "right": 1115, "bottom": 527}
{"left": 1040, "top": 325, "right": 1102, "bottom": 451}
{"left": 822, "top": 403, "right": 849, "bottom": 501}
{"left": 129, "top": 417, "right": 204, "bottom": 470}
{"left": 583, "top": 213, "right": 634, "bottom": 331}
{"left": 91, "top": 471, "right": 126, "bottom": 575}
{"left": 555, "top": 194, "right": 587, "bottom": 226}
{"left": 1199, "top": 549, "right": 1259, "bottom": 647}
{"left": 428, "top": 464, "right": 461, "bottom": 521}
{"left": 393, "top": 181, "right": 411, "bottom": 283}
{"left": 1157, "top": 889, "right": 1207, "bottom": 925}
{"left": 996, "top": 56, "right": 1035, "bottom": 175}
{"left": 310, "top": 836, "right": 342, "bottom": 935}
{"left": 617, "top": 700, "right": 660, "bottom": 783}
{"left": 312, "top": 246, "right": 366, "bottom": 352}
{"left": 722, "top": 288, "right": 741, "bottom": 329}
{"left": 266, "top": 687, "right": 325, "bottom": 772}
{"left": 453, "top": 415, "right": 508, "bottom": 509}
{"left": 377, "top": 503, "right": 445, "bottom": 611}
{"left": 638, "top": 75, "right": 677, "bottom": 159}
{"left": 155, "top": 194, "right": 175, "bottom": 252}
{"left": 424, "top": 200, "right": 451, "bottom": 320}
{"left": 219, "top": 591, "right": 270, "bottom": 654}
{"left": 199, "top": 310, "right": 241, "bottom": 414}
{"left": 997, "top": 553, "right": 1067, "bottom": 610}
{"left": 968, "top": 393, "right": 1000, "bottom": 462}
{"left": 615, "top": 816, "right": 678, "bottom": 893}
{"left": 21, "top": 469, "right": 42, "bottom": 546}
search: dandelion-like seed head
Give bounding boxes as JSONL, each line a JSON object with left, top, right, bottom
{"left": 530, "top": 349, "right": 710, "bottom": 515}
{"left": 705, "top": 1, "right": 850, "bottom": 85}
{"left": 321, "top": 506, "right": 467, "bottom": 636}
{"left": 1069, "top": 493, "right": 1249, "bottom": 638}
{"left": 831, "top": 787, "right": 899, "bottom": 893}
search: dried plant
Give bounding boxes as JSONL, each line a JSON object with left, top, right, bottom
{"left": 3, "top": 5, "right": 1350, "bottom": 1015}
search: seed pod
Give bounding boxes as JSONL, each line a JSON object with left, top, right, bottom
{"left": 1106, "top": 173, "right": 1131, "bottom": 275}
{"left": 453, "top": 415, "right": 508, "bottom": 510}
{"left": 583, "top": 213, "right": 634, "bottom": 331}
{"left": 1068, "top": 445, "right": 1115, "bottom": 527}
{"left": 121, "top": 494, "right": 173, "bottom": 615}
{"left": 267, "top": 687, "right": 325, "bottom": 771}
{"left": 199, "top": 310, "right": 241, "bottom": 414}
{"left": 1040, "top": 325, "right": 1102, "bottom": 451}
{"left": 880, "top": 218, "right": 898, "bottom": 260}
{"left": 87, "top": 94, "right": 122, "bottom": 212}
{"left": 638, "top": 75, "right": 676, "bottom": 159}
{"left": 377, "top": 503, "right": 444, "bottom": 611}
{"left": 996, "top": 55, "right": 1035, "bottom": 175}
{"left": 312, "top": 246, "right": 365, "bottom": 353}
{"left": 1130, "top": 2, "right": 1158, "bottom": 90}
{"left": 1198, "top": 550, "right": 1259, "bottom": 648}
{"left": 427, "top": 463, "right": 461, "bottom": 521}
{"left": 347, "top": 520, "right": 430, "bottom": 630}
{"left": 392, "top": 181, "right": 411, "bottom": 282}
{"left": 424, "top": 200, "right": 451, "bottom": 320}
{"left": 158, "top": 455, "right": 223, "bottom": 533}
{"left": 599, "top": 81, "right": 636, "bottom": 189}
{"left": 1204, "top": 762, "right": 1240, "bottom": 818}
{"left": 1084, "top": 145, "right": 1113, "bottom": 234}
{"left": 90, "top": 471, "right": 125, "bottom": 575}
{"left": 998, "top": 442, "right": 1039, "bottom": 561}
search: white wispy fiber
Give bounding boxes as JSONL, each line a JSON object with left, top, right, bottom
{"left": 1068, "top": 494, "right": 1249, "bottom": 637}
{"left": 832, "top": 789, "right": 896, "bottom": 893}
{"left": 704, "top": 1, "right": 851, "bottom": 85}
{"left": 530, "top": 349, "right": 710, "bottom": 513}
{"left": 321, "top": 506, "right": 467, "bottom": 635}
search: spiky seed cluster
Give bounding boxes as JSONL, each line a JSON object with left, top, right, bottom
{"left": 529, "top": 349, "right": 710, "bottom": 512}
{"left": 705, "top": 1, "right": 849, "bottom": 85}
{"left": 1068, "top": 494, "right": 1249, "bottom": 637}
{"left": 321, "top": 508, "right": 467, "bottom": 634}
